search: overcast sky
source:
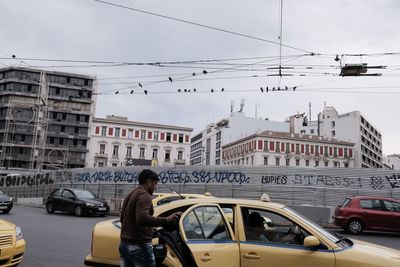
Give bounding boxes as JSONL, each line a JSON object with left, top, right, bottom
{"left": 1, "top": 0, "right": 399, "bottom": 155}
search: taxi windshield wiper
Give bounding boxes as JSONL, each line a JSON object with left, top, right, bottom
{"left": 334, "top": 233, "right": 353, "bottom": 246}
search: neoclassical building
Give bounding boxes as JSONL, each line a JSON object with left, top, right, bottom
{"left": 222, "top": 131, "right": 355, "bottom": 168}
{"left": 87, "top": 115, "right": 193, "bottom": 167}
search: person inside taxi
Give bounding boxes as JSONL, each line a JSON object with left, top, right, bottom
{"left": 246, "top": 211, "right": 296, "bottom": 244}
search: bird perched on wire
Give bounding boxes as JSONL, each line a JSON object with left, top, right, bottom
{"left": 260, "top": 87, "right": 264, "bottom": 93}
{"left": 130, "top": 90, "right": 134, "bottom": 94}
{"left": 203, "top": 70, "right": 208, "bottom": 74}
{"left": 138, "top": 83, "right": 143, "bottom": 88}
{"left": 144, "top": 90, "right": 148, "bottom": 95}
{"left": 168, "top": 77, "right": 173, "bottom": 83}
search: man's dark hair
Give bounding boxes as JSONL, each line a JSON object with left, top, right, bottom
{"left": 138, "top": 169, "right": 159, "bottom": 184}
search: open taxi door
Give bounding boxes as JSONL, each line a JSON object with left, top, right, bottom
{"left": 178, "top": 203, "right": 240, "bottom": 267}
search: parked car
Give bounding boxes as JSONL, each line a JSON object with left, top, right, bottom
{"left": 333, "top": 196, "right": 400, "bottom": 234}
{"left": 46, "top": 188, "right": 109, "bottom": 217}
{"left": 0, "top": 191, "right": 13, "bottom": 214}
{"left": 85, "top": 196, "right": 400, "bottom": 267}
{"left": 0, "top": 218, "right": 25, "bottom": 266}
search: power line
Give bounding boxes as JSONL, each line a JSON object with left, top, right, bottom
{"left": 93, "top": 0, "right": 316, "bottom": 54}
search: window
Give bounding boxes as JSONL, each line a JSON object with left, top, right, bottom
{"left": 325, "top": 161, "right": 329, "bottom": 167}
{"left": 331, "top": 121, "right": 336, "bottom": 127}
{"left": 141, "top": 130, "right": 146, "bottom": 140}
{"left": 166, "top": 132, "right": 171, "bottom": 142}
{"left": 264, "top": 157, "right": 268, "bottom": 166}
{"left": 344, "top": 162, "right": 349, "bottom": 168}
{"left": 242, "top": 208, "right": 309, "bottom": 246}
{"left": 62, "top": 190, "right": 74, "bottom": 199}
{"left": 315, "top": 160, "right": 319, "bottom": 167}
{"left": 61, "top": 125, "right": 65, "bottom": 132}
{"left": 296, "top": 159, "right": 300, "bottom": 166}
{"left": 101, "top": 126, "right": 107, "bottom": 136}
{"left": 300, "top": 130, "right": 306, "bottom": 134}
{"left": 216, "top": 132, "right": 221, "bottom": 140}
{"left": 310, "top": 129, "right": 315, "bottom": 134}
{"left": 178, "top": 134, "right": 184, "bottom": 143}
{"left": 115, "top": 127, "right": 120, "bottom": 137}
{"left": 154, "top": 131, "right": 159, "bottom": 141}
{"left": 139, "top": 147, "right": 145, "bottom": 158}
{"left": 128, "top": 129, "right": 133, "bottom": 139}
{"left": 285, "top": 158, "right": 290, "bottom": 166}
{"left": 113, "top": 145, "right": 119, "bottom": 156}
{"left": 178, "top": 151, "right": 183, "bottom": 160}
{"left": 98, "top": 162, "right": 104, "bottom": 167}
{"left": 331, "top": 130, "right": 335, "bottom": 137}
{"left": 183, "top": 206, "right": 231, "bottom": 240}
{"left": 126, "top": 146, "right": 132, "bottom": 157}
{"left": 165, "top": 150, "right": 171, "bottom": 161}
{"left": 112, "top": 163, "right": 118, "bottom": 167}
{"left": 383, "top": 200, "right": 400, "bottom": 212}
{"left": 99, "top": 144, "right": 106, "bottom": 154}
{"left": 360, "top": 199, "right": 384, "bottom": 210}
{"left": 305, "top": 160, "right": 309, "bottom": 166}
{"left": 275, "top": 157, "right": 280, "bottom": 166}
{"left": 152, "top": 149, "right": 158, "bottom": 159}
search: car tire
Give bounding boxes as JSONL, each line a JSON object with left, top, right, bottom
{"left": 346, "top": 219, "right": 363, "bottom": 234}
{"left": 46, "top": 202, "right": 55, "bottom": 214}
{"left": 2, "top": 208, "right": 11, "bottom": 214}
{"left": 74, "top": 205, "right": 83, "bottom": 217}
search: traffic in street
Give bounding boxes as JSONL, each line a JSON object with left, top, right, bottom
{"left": 2, "top": 205, "right": 399, "bottom": 267}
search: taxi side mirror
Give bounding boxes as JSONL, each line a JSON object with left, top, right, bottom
{"left": 304, "top": 236, "right": 320, "bottom": 248}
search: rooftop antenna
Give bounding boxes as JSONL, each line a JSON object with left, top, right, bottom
{"left": 230, "top": 100, "right": 234, "bottom": 113}
{"left": 309, "top": 101, "right": 312, "bottom": 121}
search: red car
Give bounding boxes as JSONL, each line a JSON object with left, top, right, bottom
{"left": 333, "top": 196, "right": 400, "bottom": 234}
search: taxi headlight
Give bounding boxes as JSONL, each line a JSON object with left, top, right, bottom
{"left": 86, "top": 202, "right": 95, "bottom": 207}
{"left": 15, "top": 226, "right": 23, "bottom": 241}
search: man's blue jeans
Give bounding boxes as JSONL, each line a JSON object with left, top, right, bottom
{"left": 119, "top": 241, "right": 156, "bottom": 267}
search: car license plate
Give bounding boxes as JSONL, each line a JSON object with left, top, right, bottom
{"left": 98, "top": 207, "right": 106, "bottom": 211}
{"left": 0, "top": 206, "right": 7, "bottom": 210}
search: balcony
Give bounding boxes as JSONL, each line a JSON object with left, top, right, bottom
{"left": 174, "top": 159, "right": 186, "bottom": 165}
{"left": 95, "top": 153, "right": 108, "bottom": 158}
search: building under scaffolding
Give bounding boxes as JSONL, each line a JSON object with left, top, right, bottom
{"left": 0, "top": 67, "right": 96, "bottom": 170}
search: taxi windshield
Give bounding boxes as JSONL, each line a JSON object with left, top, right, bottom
{"left": 283, "top": 207, "right": 340, "bottom": 244}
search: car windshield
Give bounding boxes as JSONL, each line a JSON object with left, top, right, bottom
{"left": 283, "top": 207, "right": 340, "bottom": 244}
{"left": 74, "top": 189, "right": 96, "bottom": 199}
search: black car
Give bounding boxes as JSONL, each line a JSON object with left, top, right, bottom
{"left": 0, "top": 190, "right": 13, "bottom": 214}
{"left": 45, "top": 188, "right": 109, "bottom": 217}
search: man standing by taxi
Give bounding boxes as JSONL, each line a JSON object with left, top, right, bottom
{"left": 119, "top": 169, "right": 181, "bottom": 267}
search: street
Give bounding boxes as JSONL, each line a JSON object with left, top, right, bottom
{"left": 2, "top": 205, "right": 117, "bottom": 267}
{"left": 1, "top": 205, "right": 399, "bottom": 267}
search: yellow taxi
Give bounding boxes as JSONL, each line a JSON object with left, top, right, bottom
{"left": 0, "top": 219, "right": 25, "bottom": 266}
{"left": 85, "top": 197, "right": 400, "bottom": 267}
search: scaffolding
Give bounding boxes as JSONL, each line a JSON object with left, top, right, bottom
{"left": 0, "top": 71, "right": 68, "bottom": 170}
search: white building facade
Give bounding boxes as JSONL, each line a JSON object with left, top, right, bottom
{"left": 384, "top": 154, "right": 400, "bottom": 170}
{"left": 190, "top": 111, "right": 289, "bottom": 165}
{"left": 87, "top": 115, "right": 193, "bottom": 167}
{"left": 289, "top": 106, "right": 383, "bottom": 168}
{"left": 222, "top": 131, "right": 355, "bottom": 168}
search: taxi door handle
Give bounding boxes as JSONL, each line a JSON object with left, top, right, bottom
{"left": 243, "top": 252, "right": 260, "bottom": 260}
{"left": 201, "top": 253, "right": 211, "bottom": 262}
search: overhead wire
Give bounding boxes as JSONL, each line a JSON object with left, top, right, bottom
{"left": 93, "top": 0, "right": 316, "bottom": 55}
